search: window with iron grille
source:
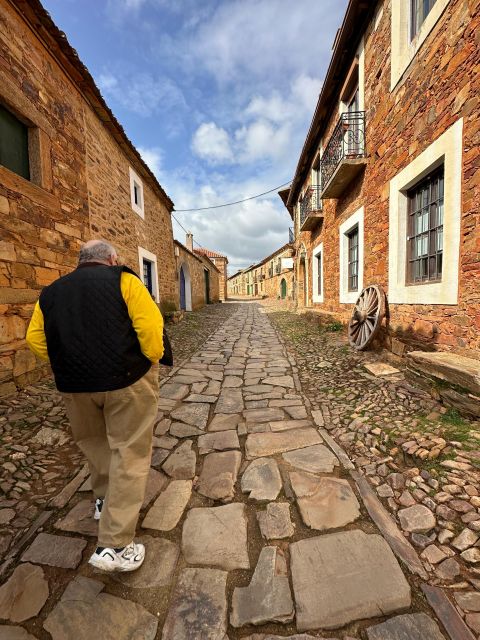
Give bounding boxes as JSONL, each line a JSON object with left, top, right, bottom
{"left": 0, "top": 104, "right": 30, "bottom": 180}
{"left": 406, "top": 167, "right": 444, "bottom": 284}
{"left": 143, "top": 259, "right": 153, "bottom": 295}
{"left": 411, "top": 0, "right": 437, "bottom": 39}
{"left": 347, "top": 226, "right": 359, "bottom": 292}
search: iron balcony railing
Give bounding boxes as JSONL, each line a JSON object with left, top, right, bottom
{"left": 300, "top": 186, "right": 322, "bottom": 227}
{"left": 321, "top": 111, "right": 366, "bottom": 190}
{"left": 289, "top": 227, "right": 294, "bottom": 243}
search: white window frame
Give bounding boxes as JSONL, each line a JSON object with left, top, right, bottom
{"left": 391, "top": 0, "right": 450, "bottom": 90}
{"left": 339, "top": 36, "right": 365, "bottom": 116}
{"left": 339, "top": 207, "right": 364, "bottom": 304}
{"left": 129, "top": 167, "right": 145, "bottom": 218}
{"left": 388, "top": 118, "right": 462, "bottom": 305}
{"left": 312, "top": 243, "right": 324, "bottom": 304}
{"left": 138, "top": 246, "right": 159, "bottom": 302}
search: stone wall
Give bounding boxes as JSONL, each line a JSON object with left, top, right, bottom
{"left": 85, "top": 110, "right": 177, "bottom": 312}
{"left": 210, "top": 256, "right": 228, "bottom": 301}
{"left": 0, "top": 0, "right": 177, "bottom": 395}
{"left": 175, "top": 242, "right": 220, "bottom": 310}
{"left": 292, "top": 0, "right": 480, "bottom": 357}
{"left": 196, "top": 255, "right": 220, "bottom": 304}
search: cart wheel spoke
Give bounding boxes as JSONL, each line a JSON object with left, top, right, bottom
{"left": 348, "top": 285, "right": 386, "bottom": 351}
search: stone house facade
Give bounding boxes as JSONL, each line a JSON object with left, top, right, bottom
{"left": 175, "top": 237, "right": 220, "bottom": 311}
{"left": 227, "top": 242, "right": 294, "bottom": 301}
{"left": 0, "top": 0, "right": 177, "bottom": 395}
{"left": 193, "top": 247, "right": 228, "bottom": 301}
{"left": 281, "top": 0, "right": 479, "bottom": 357}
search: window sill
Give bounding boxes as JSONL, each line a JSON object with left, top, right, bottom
{"left": 0, "top": 165, "right": 59, "bottom": 211}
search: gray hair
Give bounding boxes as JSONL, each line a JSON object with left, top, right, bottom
{"left": 78, "top": 240, "right": 117, "bottom": 264}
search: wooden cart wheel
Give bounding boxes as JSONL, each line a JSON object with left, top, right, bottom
{"left": 348, "top": 285, "right": 386, "bottom": 350}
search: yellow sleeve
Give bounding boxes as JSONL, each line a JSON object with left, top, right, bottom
{"left": 121, "top": 272, "right": 164, "bottom": 363}
{"left": 26, "top": 301, "right": 50, "bottom": 361}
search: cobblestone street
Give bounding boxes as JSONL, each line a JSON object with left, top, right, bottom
{"left": 0, "top": 302, "right": 478, "bottom": 638}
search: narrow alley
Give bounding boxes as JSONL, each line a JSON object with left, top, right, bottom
{"left": 2, "top": 302, "right": 473, "bottom": 639}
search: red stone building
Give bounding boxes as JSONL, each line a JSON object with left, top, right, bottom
{"left": 227, "top": 242, "right": 294, "bottom": 301}
{"left": 193, "top": 247, "right": 228, "bottom": 301}
{"left": 281, "top": 0, "right": 479, "bottom": 359}
{"left": 0, "top": 0, "right": 178, "bottom": 395}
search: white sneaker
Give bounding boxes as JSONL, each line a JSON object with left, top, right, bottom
{"left": 88, "top": 541, "right": 145, "bottom": 572}
{"left": 94, "top": 498, "right": 104, "bottom": 520}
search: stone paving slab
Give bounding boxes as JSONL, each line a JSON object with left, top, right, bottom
{"left": 245, "top": 428, "right": 323, "bottom": 459}
{"left": 231, "top": 546, "right": 294, "bottom": 627}
{"left": 162, "top": 568, "right": 228, "bottom": 640}
{"left": 366, "top": 613, "right": 446, "bottom": 639}
{"left": 162, "top": 440, "right": 196, "bottom": 479}
{"left": 241, "top": 458, "right": 282, "bottom": 502}
{"left": 142, "top": 480, "right": 192, "bottom": 531}
{"left": 54, "top": 499, "right": 98, "bottom": 537}
{"left": 208, "top": 413, "right": 242, "bottom": 432}
{"left": 290, "top": 473, "right": 361, "bottom": 530}
{"left": 257, "top": 502, "right": 295, "bottom": 539}
{"left": 290, "top": 530, "right": 411, "bottom": 630}
{"left": 198, "top": 430, "right": 240, "bottom": 455}
{"left": 21, "top": 533, "right": 87, "bottom": 569}
{"left": 160, "top": 383, "right": 190, "bottom": 400}
{"left": 197, "top": 451, "right": 242, "bottom": 501}
{"left": 170, "top": 403, "right": 210, "bottom": 429}
{"left": 283, "top": 444, "right": 339, "bottom": 474}
{"left": 0, "top": 627, "right": 38, "bottom": 639}
{"left": 182, "top": 503, "right": 249, "bottom": 570}
{"left": 0, "top": 563, "right": 49, "bottom": 623}
{"left": 268, "top": 419, "right": 313, "bottom": 432}
{"left": 44, "top": 576, "right": 158, "bottom": 640}
{"left": 112, "top": 536, "right": 179, "bottom": 589}
{"left": 215, "top": 389, "right": 244, "bottom": 414}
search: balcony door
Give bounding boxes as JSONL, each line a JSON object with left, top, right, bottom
{"left": 345, "top": 86, "right": 361, "bottom": 156}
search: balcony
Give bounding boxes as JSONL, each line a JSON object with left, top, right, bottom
{"left": 289, "top": 227, "right": 294, "bottom": 244}
{"left": 275, "top": 263, "right": 281, "bottom": 275}
{"left": 300, "top": 186, "right": 323, "bottom": 231}
{"left": 268, "top": 267, "right": 273, "bottom": 278}
{"left": 321, "top": 111, "right": 366, "bottom": 199}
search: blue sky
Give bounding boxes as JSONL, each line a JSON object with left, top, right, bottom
{"left": 42, "top": 0, "right": 348, "bottom": 274}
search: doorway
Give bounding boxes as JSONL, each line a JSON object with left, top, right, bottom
{"left": 280, "top": 278, "right": 287, "bottom": 299}
{"left": 204, "top": 269, "right": 210, "bottom": 304}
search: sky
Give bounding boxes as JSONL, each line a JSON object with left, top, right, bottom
{"left": 42, "top": 0, "right": 349, "bottom": 274}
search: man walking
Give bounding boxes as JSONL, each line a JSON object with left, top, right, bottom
{"left": 26, "top": 239, "right": 164, "bottom": 572}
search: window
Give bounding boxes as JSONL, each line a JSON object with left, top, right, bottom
{"left": 312, "top": 243, "right": 324, "bottom": 303}
{"left": 347, "top": 226, "right": 359, "bottom": 291}
{"left": 143, "top": 259, "right": 153, "bottom": 295}
{"left": 388, "top": 118, "right": 462, "bottom": 305}
{"left": 339, "top": 207, "right": 364, "bottom": 303}
{"left": 0, "top": 104, "right": 30, "bottom": 180}
{"left": 138, "top": 246, "right": 159, "bottom": 301}
{"left": 411, "top": 0, "right": 437, "bottom": 39}
{"left": 406, "top": 168, "right": 444, "bottom": 284}
{"left": 129, "top": 167, "right": 145, "bottom": 218}
{"left": 391, "top": 0, "right": 449, "bottom": 89}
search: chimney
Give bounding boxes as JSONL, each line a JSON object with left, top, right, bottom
{"left": 186, "top": 232, "right": 193, "bottom": 252}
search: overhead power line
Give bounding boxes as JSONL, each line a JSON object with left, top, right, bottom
{"left": 171, "top": 213, "right": 204, "bottom": 249}
{"left": 173, "top": 180, "right": 291, "bottom": 212}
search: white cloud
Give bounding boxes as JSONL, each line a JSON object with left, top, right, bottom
{"left": 184, "top": 0, "right": 344, "bottom": 86}
{"left": 191, "top": 122, "right": 234, "bottom": 164}
{"left": 138, "top": 146, "right": 163, "bottom": 177}
{"left": 98, "top": 70, "right": 185, "bottom": 118}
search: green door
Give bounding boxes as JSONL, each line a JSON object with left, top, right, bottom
{"left": 280, "top": 278, "right": 287, "bottom": 299}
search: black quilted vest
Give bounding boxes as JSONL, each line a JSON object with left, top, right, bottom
{"left": 39, "top": 263, "right": 151, "bottom": 393}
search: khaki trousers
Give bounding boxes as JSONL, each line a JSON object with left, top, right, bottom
{"left": 61, "top": 365, "right": 159, "bottom": 548}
